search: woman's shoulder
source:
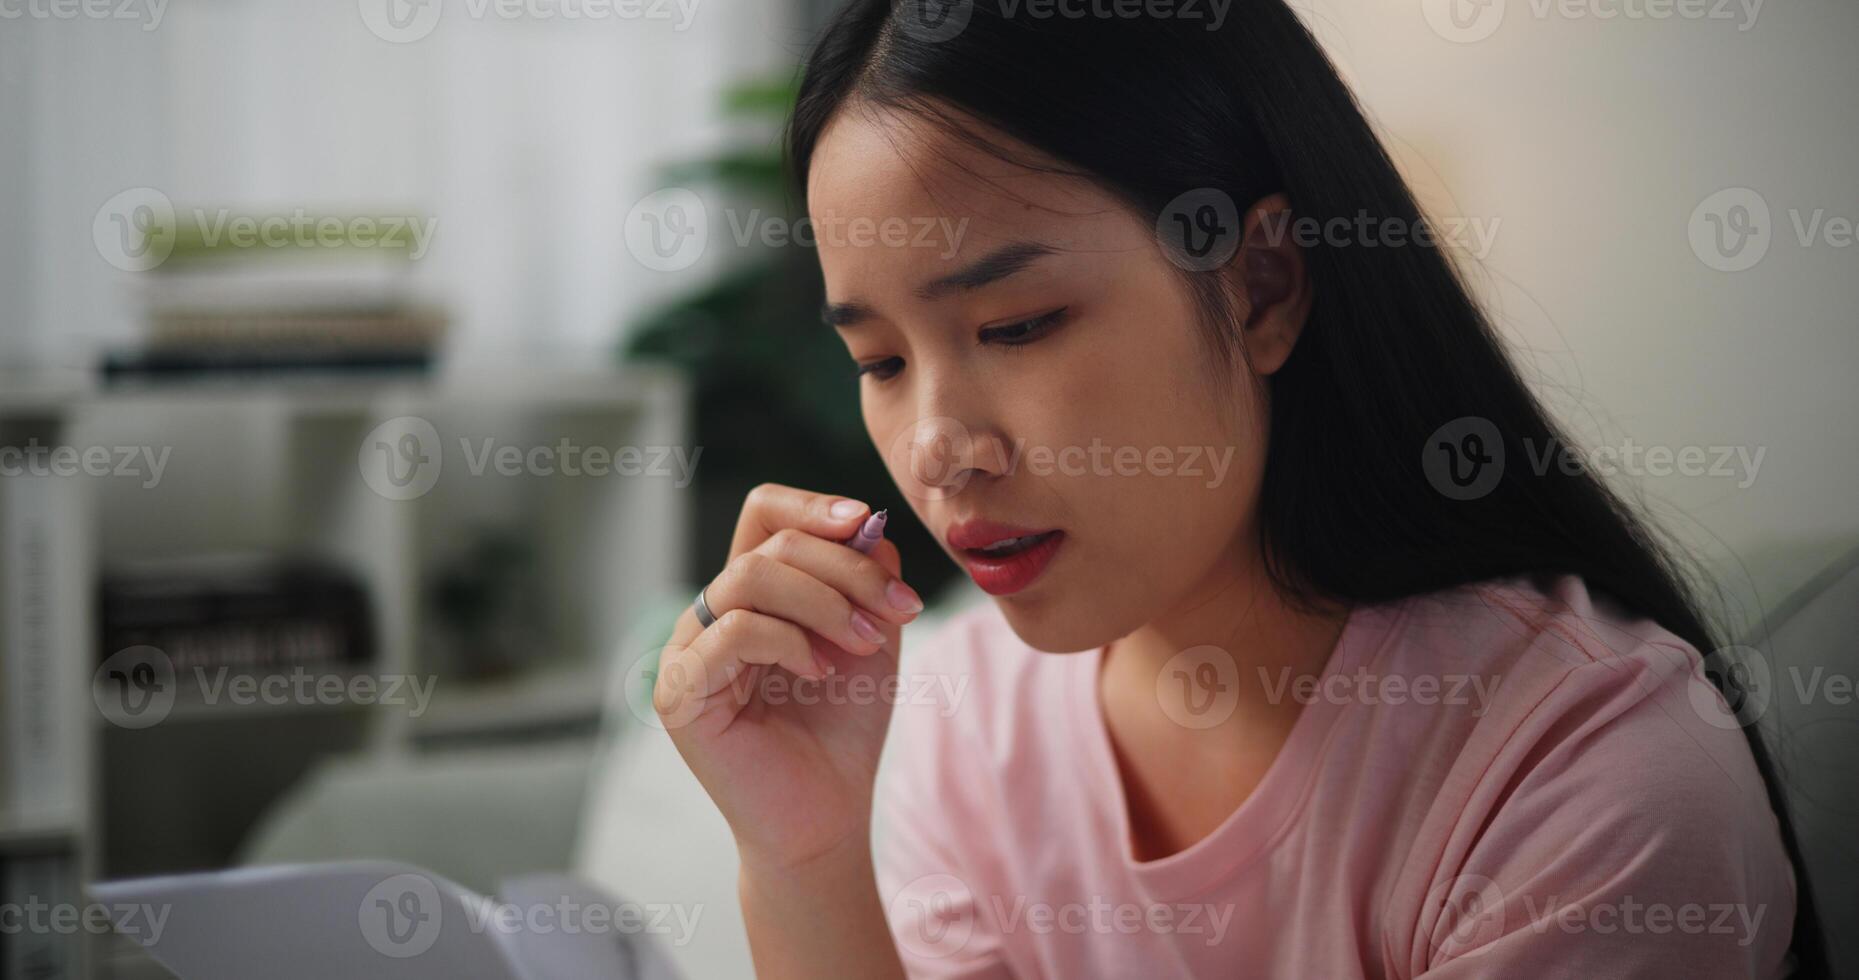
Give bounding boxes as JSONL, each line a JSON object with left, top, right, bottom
{"left": 1360, "top": 573, "right": 1758, "bottom": 746}
{"left": 1367, "top": 572, "right": 1764, "bottom": 801}
{"left": 1382, "top": 571, "right": 1703, "bottom": 679}
{"left": 1372, "top": 576, "right": 1797, "bottom": 973}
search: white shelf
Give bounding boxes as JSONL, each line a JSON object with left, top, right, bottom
{"left": 2, "top": 363, "right": 693, "bottom": 974}
{"left": 0, "top": 812, "right": 81, "bottom": 850}
{"left": 0, "top": 362, "right": 685, "bottom": 416}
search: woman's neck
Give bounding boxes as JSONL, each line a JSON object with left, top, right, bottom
{"left": 1103, "top": 542, "right": 1348, "bottom": 701}
{"left": 1095, "top": 538, "right": 1351, "bottom": 860}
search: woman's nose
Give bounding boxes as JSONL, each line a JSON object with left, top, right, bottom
{"left": 884, "top": 412, "right": 1010, "bottom": 502}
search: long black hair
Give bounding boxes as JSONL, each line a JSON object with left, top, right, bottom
{"left": 784, "top": 0, "right": 1823, "bottom": 972}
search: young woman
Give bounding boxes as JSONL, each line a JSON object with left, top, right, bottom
{"left": 652, "top": 1, "right": 1821, "bottom": 976}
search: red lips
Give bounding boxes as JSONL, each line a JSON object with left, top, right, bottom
{"left": 945, "top": 519, "right": 1066, "bottom": 596}
{"left": 946, "top": 519, "right": 1058, "bottom": 551}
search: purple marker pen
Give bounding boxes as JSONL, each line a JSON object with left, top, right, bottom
{"left": 847, "top": 509, "right": 888, "bottom": 554}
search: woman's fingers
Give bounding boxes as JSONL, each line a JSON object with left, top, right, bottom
{"left": 655, "top": 482, "right": 918, "bottom": 729}
{"left": 754, "top": 529, "right": 924, "bottom": 628}
{"left": 865, "top": 537, "right": 904, "bottom": 579}
{"left": 654, "top": 608, "right": 820, "bottom": 728}
{"left": 704, "top": 547, "right": 891, "bottom": 657}
{"left": 730, "top": 482, "right": 871, "bottom": 558}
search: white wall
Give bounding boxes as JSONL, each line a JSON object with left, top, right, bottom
{"left": 1301, "top": 0, "right": 1859, "bottom": 624}
{"left": 0, "top": 0, "right": 805, "bottom": 372}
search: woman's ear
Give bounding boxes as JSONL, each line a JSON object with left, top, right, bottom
{"left": 1234, "top": 192, "right": 1312, "bottom": 376}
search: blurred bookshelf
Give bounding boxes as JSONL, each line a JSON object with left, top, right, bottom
{"left": 0, "top": 364, "right": 690, "bottom": 978}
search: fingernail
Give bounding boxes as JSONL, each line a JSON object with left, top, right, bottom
{"left": 813, "top": 650, "right": 836, "bottom": 676}
{"left": 886, "top": 580, "right": 924, "bottom": 614}
{"left": 850, "top": 610, "right": 885, "bottom": 644}
{"left": 830, "top": 499, "right": 865, "bottom": 519}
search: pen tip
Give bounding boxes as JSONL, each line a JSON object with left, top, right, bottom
{"left": 874, "top": 509, "right": 887, "bottom": 519}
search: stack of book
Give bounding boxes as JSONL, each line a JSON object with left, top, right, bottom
{"left": 98, "top": 553, "right": 376, "bottom": 697}
{"left": 103, "top": 209, "right": 448, "bottom": 381}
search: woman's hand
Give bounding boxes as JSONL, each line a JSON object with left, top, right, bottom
{"left": 654, "top": 482, "right": 925, "bottom": 873}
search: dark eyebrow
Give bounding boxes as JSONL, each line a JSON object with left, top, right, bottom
{"left": 821, "top": 299, "right": 877, "bottom": 328}
{"left": 915, "top": 240, "right": 1057, "bottom": 300}
{"left": 820, "top": 240, "right": 1058, "bottom": 329}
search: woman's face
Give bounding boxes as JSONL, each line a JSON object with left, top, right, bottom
{"left": 808, "top": 103, "right": 1278, "bottom": 653}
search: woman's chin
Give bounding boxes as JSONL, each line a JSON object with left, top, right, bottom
{"left": 992, "top": 599, "right": 1123, "bottom": 655}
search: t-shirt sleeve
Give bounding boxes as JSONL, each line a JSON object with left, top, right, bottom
{"left": 871, "top": 640, "right": 1016, "bottom": 980}
{"left": 1413, "top": 644, "right": 1797, "bottom": 979}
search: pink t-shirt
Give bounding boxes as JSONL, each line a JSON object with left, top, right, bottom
{"left": 873, "top": 575, "right": 1796, "bottom": 978}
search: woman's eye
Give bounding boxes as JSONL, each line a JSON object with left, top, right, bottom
{"left": 856, "top": 357, "right": 904, "bottom": 382}
{"left": 979, "top": 307, "right": 1069, "bottom": 347}
{"left": 855, "top": 307, "right": 1068, "bottom": 382}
